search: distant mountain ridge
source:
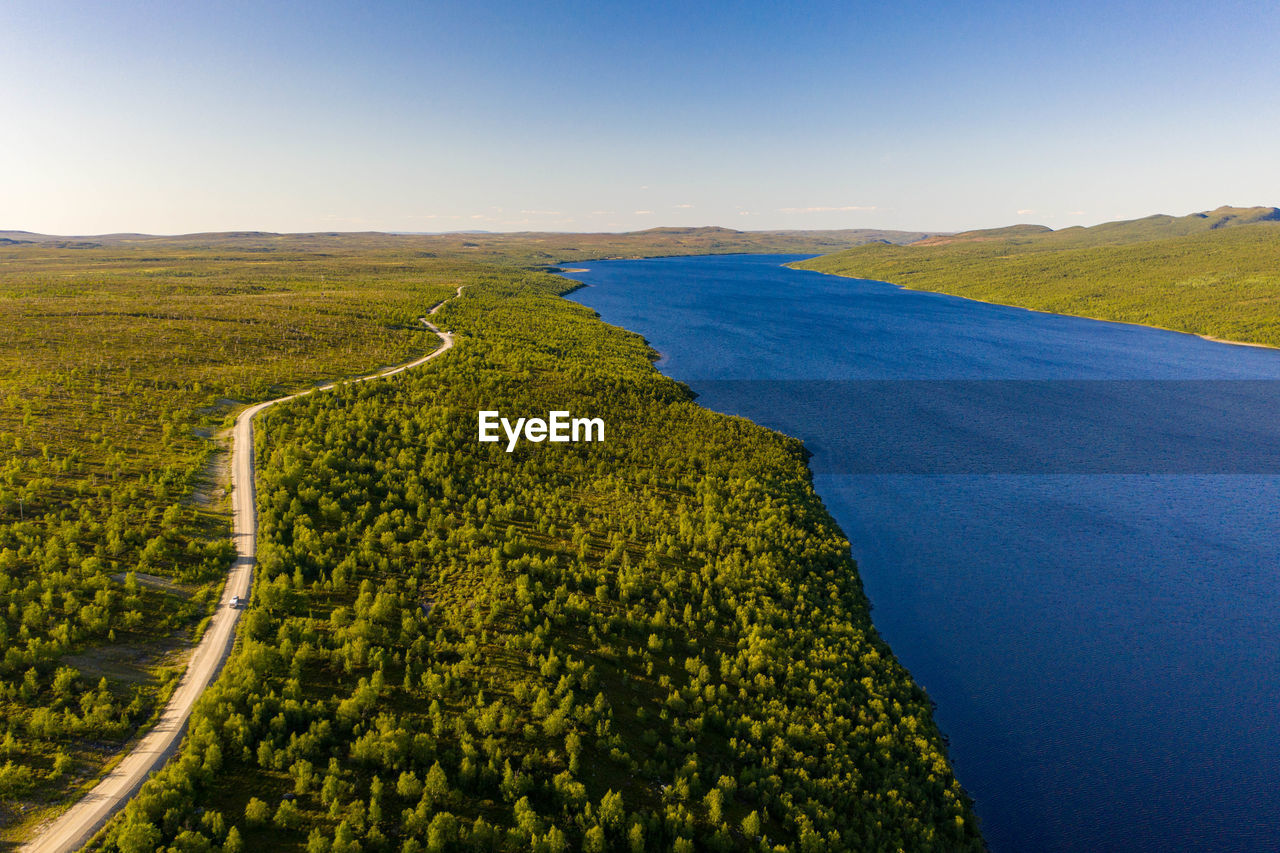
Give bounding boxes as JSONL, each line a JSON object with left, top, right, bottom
{"left": 912, "top": 205, "right": 1280, "bottom": 248}
{"left": 0, "top": 224, "right": 928, "bottom": 245}
{"left": 913, "top": 224, "right": 1052, "bottom": 245}
{"left": 0, "top": 226, "right": 935, "bottom": 265}
{"left": 9, "top": 207, "right": 1276, "bottom": 251}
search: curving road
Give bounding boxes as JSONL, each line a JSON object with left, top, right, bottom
{"left": 24, "top": 286, "right": 465, "bottom": 853}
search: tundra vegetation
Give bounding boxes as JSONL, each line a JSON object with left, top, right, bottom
{"left": 0, "top": 241, "right": 461, "bottom": 838}
{"left": 0, "top": 227, "right": 959, "bottom": 849}
{"left": 93, "top": 269, "right": 982, "bottom": 851}
{"left": 9, "top": 204, "right": 1273, "bottom": 847}
{"left": 796, "top": 205, "right": 1280, "bottom": 347}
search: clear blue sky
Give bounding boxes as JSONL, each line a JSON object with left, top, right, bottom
{"left": 3, "top": 0, "right": 1278, "bottom": 234}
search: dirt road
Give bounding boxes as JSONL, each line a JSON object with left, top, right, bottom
{"left": 24, "top": 287, "right": 464, "bottom": 853}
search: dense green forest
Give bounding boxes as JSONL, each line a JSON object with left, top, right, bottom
{"left": 0, "top": 231, "right": 977, "bottom": 849}
{"left": 85, "top": 267, "right": 980, "bottom": 851}
{"left": 796, "top": 205, "right": 1280, "bottom": 347}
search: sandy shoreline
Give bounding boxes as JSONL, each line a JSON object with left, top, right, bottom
{"left": 1195, "top": 333, "right": 1277, "bottom": 350}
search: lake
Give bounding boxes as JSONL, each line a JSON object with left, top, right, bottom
{"left": 563, "top": 254, "right": 1280, "bottom": 853}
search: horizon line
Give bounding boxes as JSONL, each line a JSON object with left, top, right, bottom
{"left": 3, "top": 203, "right": 1275, "bottom": 241}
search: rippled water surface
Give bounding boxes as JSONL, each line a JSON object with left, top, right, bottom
{"left": 565, "top": 254, "right": 1280, "bottom": 853}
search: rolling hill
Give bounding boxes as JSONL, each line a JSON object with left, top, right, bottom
{"left": 795, "top": 206, "right": 1280, "bottom": 347}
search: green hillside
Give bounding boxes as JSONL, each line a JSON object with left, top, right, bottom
{"left": 796, "top": 207, "right": 1280, "bottom": 347}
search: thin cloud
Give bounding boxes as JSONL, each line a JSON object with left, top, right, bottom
{"left": 778, "top": 205, "right": 877, "bottom": 214}
{"left": 673, "top": 203, "right": 695, "bottom": 209}
{"left": 1017, "top": 209, "right": 1035, "bottom": 215}
{"left": 519, "top": 209, "right": 562, "bottom": 216}
{"left": 634, "top": 210, "right": 653, "bottom": 215}
{"left": 1068, "top": 210, "right": 1086, "bottom": 216}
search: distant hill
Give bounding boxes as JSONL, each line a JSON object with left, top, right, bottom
{"left": 909, "top": 205, "right": 1280, "bottom": 248}
{"left": 796, "top": 205, "right": 1280, "bottom": 348}
{"left": 637, "top": 225, "right": 743, "bottom": 235}
{"left": 0, "top": 226, "right": 934, "bottom": 265}
{"left": 913, "top": 224, "right": 1053, "bottom": 245}
{"left": 1052, "top": 205, "right": 1280, "bottom": 245}
{"left": 0, "top": 231, "right": 104, "bottom": 249}
{"left": 0, "top": 229, "right": 148, "bottom": 244}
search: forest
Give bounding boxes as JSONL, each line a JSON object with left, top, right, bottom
{"left": 87, "top": 267, "right": 980, "bottom": 851}
{"left": 0, "top": 234, "right": 979, "bottom": 850}
{"left": 21, "top": 201, "right": 1268, "bottom": 846}
{"left": 0, "top": 243, "right": 455, "bottom": 839}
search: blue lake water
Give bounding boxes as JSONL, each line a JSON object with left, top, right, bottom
{"left": 563, "top": 254, "right": 1280, "bottom": 853}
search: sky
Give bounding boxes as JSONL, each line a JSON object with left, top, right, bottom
{"left": 2, "top": 0, "right": 1279, "bottom": 235}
